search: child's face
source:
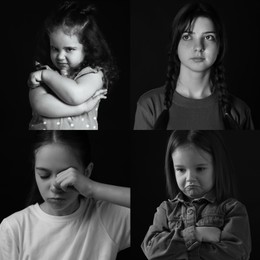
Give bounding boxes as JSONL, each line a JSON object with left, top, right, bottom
{"left": 49, "top": 27, "right": 85, "bottom": 74}
{"left": 177, "top": 17, "right": 219, "bottom": 73}
{"left": 34, "top": 143, "right": 85, "bottom": 216}
{"left": 172, "top": 144, "right": 214, "bottom": 199}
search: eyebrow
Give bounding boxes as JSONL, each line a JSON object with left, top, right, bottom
{"left": 35, "top": 166, "right": 79, "bottom": 173}
{"left": 35, "top": 167, "right": 50, "bottom": 172}
{"left": 35, "top": 168, "right": 52, "bottom": 174}
{"left": 184, "top": 30, "right": 216, "bottom": 34}
{"left": 174, "top": 163, "right": 209, "bottom": 167}
{"left": 50, "top": 45, "right": 77, "bottom": 49}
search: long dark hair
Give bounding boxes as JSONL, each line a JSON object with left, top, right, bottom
{"left": 34, "top": 0, "right": 118, "bottom": 89}
{"left": 26, "top": 131, "right": 92, "bottom": 206}
{"left": 165, "top": 130, "right": 235, "bottom": 202}
{"left": 154, "top": 1, "right": 239, "bottom": 129}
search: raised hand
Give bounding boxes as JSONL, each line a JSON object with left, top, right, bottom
{"left": 54, "top": 167, "right": 94, "bottom": 198}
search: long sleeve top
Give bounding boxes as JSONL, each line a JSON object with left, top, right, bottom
{"left": 134, "top": 87, "right": 254, "bottom": 130}
{"left": 141, "top": 192, "right": 251, "bottom": 260}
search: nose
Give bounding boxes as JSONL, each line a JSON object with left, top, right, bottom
{"left": 50, "top": 180, "right": 63, "bottom": 194}
{"left": 186, "top": 170, "right": 196, "bottom": 183}
{"left": 57, "top": 51, "right": 66, "bottom": 61}
{"left": 193, "top": 38, "right": 205, "bottom": 53}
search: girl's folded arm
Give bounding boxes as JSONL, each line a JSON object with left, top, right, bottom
{"left": 142, "top": 203, "right": 188, "bottom": 260}
{"left": 29, "top": 86, "right": 88, "bottom": 117}
{"left": 42, "top": 69, "right": 103, "bottom": 105}
{"left": 197, "top": 200, "right": 251, "bottom": 260}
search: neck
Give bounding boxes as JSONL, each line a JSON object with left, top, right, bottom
{"left": 176, "top": 66, "right": 212, "bottom": 99}
{"left": 40, "top": 199, "right": 80, "bottom": 216}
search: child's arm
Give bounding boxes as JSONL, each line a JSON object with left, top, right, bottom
{"left": 195, "top": 226, "right": 221, "bottom": 242}
{"left": 141, "top": 202, "right": 188, "bottom": 259}
{"left": 54, "top": 167, "right": 130, "bottom": 208}
{"left": 194, "top": 199, "right": 251, "bottom": 260}
{"left": 28, "top": 69, "right": 104, "bottom": 105}
{"left": 29, "top": 86, "right": 106, "bottom": 117}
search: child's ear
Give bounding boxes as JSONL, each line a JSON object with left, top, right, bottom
{"left": 84, "top": 162, "right": 94, "bottom": 178}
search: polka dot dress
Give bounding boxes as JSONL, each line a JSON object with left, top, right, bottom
{"left": 29, "top": 104, "right": 99, "bottom": 130}
{"left": 29, "top": 67, "right": 100, "bottom": 130}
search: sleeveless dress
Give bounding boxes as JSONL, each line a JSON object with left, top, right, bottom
{"left": 29, "top": 67, "right": 101, "bottom": 130}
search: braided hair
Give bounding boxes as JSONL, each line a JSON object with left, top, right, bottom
{"left": 34, "top": 0, "right": 118, "bottom": 90}
{"left": 154, "top": 1, "right": 239, "bottom": 129}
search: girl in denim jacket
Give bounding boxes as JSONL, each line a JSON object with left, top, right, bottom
{"left": 142, "top": 131, "right": 251, "bottom": 259}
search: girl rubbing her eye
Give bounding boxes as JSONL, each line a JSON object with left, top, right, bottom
{"left": 134, "top": 1, "right": 254, "bottom": 130}
{"left": 0, "top": 131, "right": 130, "bottom": 260}
{"left": 141, "top": 130, "right": 251, "bottom": 259}
{"left": 28, "top": 0, "right": 118, "bottom": 130}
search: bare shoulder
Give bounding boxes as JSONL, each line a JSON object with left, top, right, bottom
{"left": 75, "top": 67, "right": 104, "bottom": 90}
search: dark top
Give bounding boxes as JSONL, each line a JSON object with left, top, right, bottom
{"left": 134, "top": 87, "right": 254, "bottom": 130}
{"left": 141, "top": 191, "right": 251, "bottom": 260}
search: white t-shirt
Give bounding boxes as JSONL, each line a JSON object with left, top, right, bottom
{"left": 0, "top": 198, "right": 130, "bottom": 260}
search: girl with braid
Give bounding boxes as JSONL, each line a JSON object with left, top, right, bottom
{"left": 134, "top": 1, "right": 254, "bottom": 130}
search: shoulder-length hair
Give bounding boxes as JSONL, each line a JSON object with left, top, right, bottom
{"left": 165, "top": 130, "right": 235, "bottom": 202}
{"left": 34, "top": 0, "right": 118, "bottom": 88}
{"left": 26, "top": 131, "right": 92, "bottom": 206}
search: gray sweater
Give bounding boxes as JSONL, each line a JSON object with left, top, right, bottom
{"left": 134, "top": 87, "right": 254, "bottom": 130}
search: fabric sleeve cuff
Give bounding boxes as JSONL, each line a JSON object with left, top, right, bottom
{"left": 182, "top": 226, "right": 200, "bottom": 250}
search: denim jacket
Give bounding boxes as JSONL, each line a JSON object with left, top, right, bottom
{"left": 141, "top": 191, "right": 251, "bottom": 260}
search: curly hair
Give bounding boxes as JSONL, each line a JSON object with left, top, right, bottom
{"left": 154, "top": 1, "right": 238, "bottom": 129}
{"left": 34, "top": 0, "right": 118, "bottom": 89}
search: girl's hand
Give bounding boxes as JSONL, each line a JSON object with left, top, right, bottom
{"left": 35, "top": 61, "right": 53, "bottom": 71}
{"left": 54, "top": 167, "right": 94, "bottom": 198}
{"left": 83, "top": 89, "right": 107, "bottom": 112}
{"left": 27, "top": 70, "right": 44, "bottom": 89}
{"left": 28, "top": 62, "right": 53, "bottom": 89}
{"left": 196, "top": 226, "right": 221, "bottom": 243}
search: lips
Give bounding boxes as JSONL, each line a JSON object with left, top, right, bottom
{"left": 191, "top": 57, "right": 205, "bottom": 62}
{"left": 56, "top": 62, "right": 68, "bottom": 68}
{"left": 48, "top": 197, "right": 65, "bottom": 201}
{"left": 185, "top": 185, "right": 199, "bottom": 190}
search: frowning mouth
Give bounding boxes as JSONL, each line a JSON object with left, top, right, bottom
{"left": 185, "top": 185, "right": 199, "bottom": 190}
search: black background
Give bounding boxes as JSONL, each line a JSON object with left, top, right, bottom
{"left": 131, "top": 0, "right": 260, "bottom": 129}
{"left": 0, "top": 131, "right": 131, "bottom": 259}
{"left": 131, "top": 130, "right": 259, "bottom": 259}
{"left": 1, "top": 0, "right": 260, "bottom": 259}
{"left": 2, "top": 0, "right": 130, "bottom": 130}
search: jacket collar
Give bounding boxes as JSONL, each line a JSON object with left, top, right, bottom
{"left": 171, "top": 189, "right": 216, "bottom": 204}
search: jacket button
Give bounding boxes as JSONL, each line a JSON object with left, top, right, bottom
{"left": 187, "top": 208, "right": 193, "bottom": 214}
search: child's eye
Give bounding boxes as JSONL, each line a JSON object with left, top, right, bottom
{"left": 175, "top": 168, "right": 186, "bottom": 173}
{"left": 182, "top": 34, "right": 191, "bottom": 41}
{"left": 205, "top": 35, "right": 216, "bottom": 41}
{"left": 66, "top": 48, "right": 75, "bottom": 52}
{"left": 50, "top": 46, "right": 58, "bottom": 51}
{"left": 39, "top": 175, "right": 50, "bottom": 179}
{"left": 196, "top": 167, "right": 206, "bottom": 172}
